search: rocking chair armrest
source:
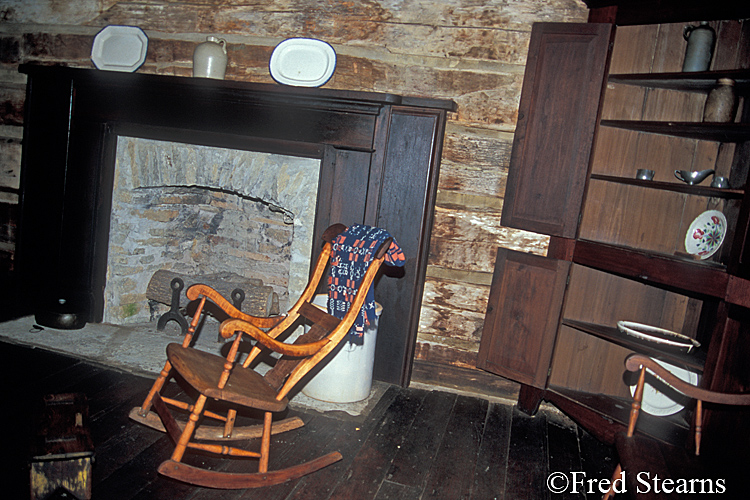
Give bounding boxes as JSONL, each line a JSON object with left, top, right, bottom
{"left": 220, "top": 318, "right": 329, "bottom": 357}
{"left": 186, "top": 284, "right": 286, "bottom": 329}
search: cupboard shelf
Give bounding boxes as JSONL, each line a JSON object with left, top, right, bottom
{"left": 589, "top": 173, "right": 744, "bottom": 198}
{"left": 600, "top": 120, "right": 750, "bottom": 142}
{"left": 572, "top": 239, "right": 728, "bottom": 299}
{"left": 562, "top": 319, "right": 706, "bottom": 372}
{"left": 608, "top": 69, "right": 750, "bottom": 93}
{"left": 545, "top": 387, "right": 690, "bottom": 447}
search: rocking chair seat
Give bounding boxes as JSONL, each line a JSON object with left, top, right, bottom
{"left": 167, "top": 343, "right": 288, "bottom": 413}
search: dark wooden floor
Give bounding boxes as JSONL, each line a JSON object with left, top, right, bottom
{"left": 5, "top": 340, "right": 617, "bottom": 500}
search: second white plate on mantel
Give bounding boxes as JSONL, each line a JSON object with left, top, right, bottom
{"left": 269, "top": 38, "right": 336, "bottom": 87}
{"left": 91, "top": 25, "right": 148, "bottom": 72}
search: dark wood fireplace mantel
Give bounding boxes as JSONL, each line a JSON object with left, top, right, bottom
{"left": 17, "top": 64, "right": 456, "bottom": 386}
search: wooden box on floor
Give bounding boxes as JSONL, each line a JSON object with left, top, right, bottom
{"left": 30, "top": 393, "right": 94, "bottom": 500}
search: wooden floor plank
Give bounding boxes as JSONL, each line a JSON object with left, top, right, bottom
{"left": 229, "top": 412, "right": 342, "bottom": 500}
{"left": 1, "top": 339, "right": 617, "bottom": 500}
{"left": 420, "top": 394, "right": 489, "bottom": 500}
{"left": 327, "top": 387, "right": 428, "bottom": 500}
{"left": 472, "top": 402, "right": 513, "bottom": 500}
{"left": 578, "top": 427, "right": 618, "bottom": 496}
{"left": 93, "top": 435, "right": 178, "bottom": 499}
{"left": 284, "top": 385, "right": 408, "bottom": 500}
{"left": 385, "top": 389, "right": 458, "bottom": 488}
{"left": 94, "top": 420, "right": 171, "bottom": 485}
{"left": 0, "top": 342, "right": 80, "bottom": 384}
{"left": 546, "top": 412, "right": 586, "bottom": 500}
{"left": 373, "top": 480, "right": 423, "bottom": 500}
{"left": 504, "top": 406, "right": 549, "bottom": 499}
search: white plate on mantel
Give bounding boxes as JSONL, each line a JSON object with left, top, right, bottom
{"left": 269, "top": 38, "right": 336, "bottom": 87}
{"left": 91, "top": 25, "right": 148, "bottom": 72}
{"left": 629, "top": 358, "right": 699, "bottom": 416}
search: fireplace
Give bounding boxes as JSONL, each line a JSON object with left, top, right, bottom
{"left": 105, "top": 137, "right": 320, "bottom": 324}
{"left": 17, "top": 64, "right": 455, "bottom": 385}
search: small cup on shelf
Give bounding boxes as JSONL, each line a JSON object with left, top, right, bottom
{"left": 711, "top": 176, "right": 730, "bottom": 188}
{"left": 635, "top": 169, "right": 655, "bottom": 180}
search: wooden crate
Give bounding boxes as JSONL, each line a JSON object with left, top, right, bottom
{"left": 30, "top": 393, "right": 94, "bottom": 500}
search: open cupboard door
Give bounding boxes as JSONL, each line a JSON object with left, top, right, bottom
{"left": 477, "top": 249, "right": 570, "bottom": 389}
{"left": 501, "top": 22, "right": 612, "bottom": 238}
{"left": 478, "top": 22, "right": 611, "bottom": 390}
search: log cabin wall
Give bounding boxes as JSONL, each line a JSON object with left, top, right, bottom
{"left": 0, "top": 0, "right": 587, "bottom": 386}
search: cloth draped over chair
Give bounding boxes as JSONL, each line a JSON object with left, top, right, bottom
{"left": 327, "top": 224, "right": 405, "bottom": 342}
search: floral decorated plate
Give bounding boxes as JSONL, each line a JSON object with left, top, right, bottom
{"left": 684, "top": 210, "right": 726, "bottom": 259}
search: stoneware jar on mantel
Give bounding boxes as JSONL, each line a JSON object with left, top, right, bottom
{"left": 193, "top": 36, "right": 228, "bottom": 79}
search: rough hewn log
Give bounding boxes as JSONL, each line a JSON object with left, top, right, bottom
{"left": 0, "top": 87, "right": 25, "bottom": 126}
{"left": 146, "top": 270, "right": 279, "bottom": 317}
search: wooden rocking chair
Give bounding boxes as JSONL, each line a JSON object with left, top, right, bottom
{"left": 129, "top": 224, "right": 393, "bottom": 488}
{"left": 602, "top": 354, "right": 750, "bottom": 499}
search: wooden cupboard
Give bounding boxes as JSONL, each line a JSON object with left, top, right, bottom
{"left": 479, "top": 5, "right": 750, "bottom": 454}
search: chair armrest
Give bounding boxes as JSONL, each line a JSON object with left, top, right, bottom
{"left": 219, "top": 318, "right": 329, "bottom": 357}
{"left": 186, "top": 284, "right": 286, "bottom": 329}
{"left": 626, "top": 354, "right": 750, "bottom": 406}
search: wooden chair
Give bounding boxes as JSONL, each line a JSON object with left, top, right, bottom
{"left": 129, "top": 223, "right": 393, "bottom": 488}
{"left": 603, "top": 354, "right": 750, "bottom": 499}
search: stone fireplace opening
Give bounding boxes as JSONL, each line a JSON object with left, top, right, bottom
{"left": 104, "top": 137, "right": 320, "bottom": 324}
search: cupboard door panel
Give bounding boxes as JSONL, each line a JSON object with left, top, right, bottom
{"left": 477, "top": 248, "right": 571, "bottom": 389}
{"left": 501, "top": 22, "right": 612, "bottom": 238}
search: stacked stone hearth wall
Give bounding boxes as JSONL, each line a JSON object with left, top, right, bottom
{"left": 0, "top": 0, "right": 588, "bottom": 372}
{"left": 104, "top": 137, "right": 320, "bottom": 324}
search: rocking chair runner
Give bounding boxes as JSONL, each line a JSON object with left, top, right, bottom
{"left": 129, "top": 224, "right": 394, "bottom": 489}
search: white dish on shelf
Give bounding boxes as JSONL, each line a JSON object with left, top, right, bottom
{"left": 684, "top": 209, "right": 727, "bottom": 260}
{"left": 91, "top": 25, "right": 148, "bottom": 72}
{"left": 629, "top": 359, "right": 699, "bottom": 416}
{"left": 269, "top": 38, "right": 336, "bottom": 87}
{"left": 616, "top": 321, "right": 700, "bottom": 353}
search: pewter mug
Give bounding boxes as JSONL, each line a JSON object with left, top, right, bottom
{"left": 636, "top": 169, "right": 655, "bottom": 180}
{"left": 711, "top": 176, "right": 730, "bottom": 189}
